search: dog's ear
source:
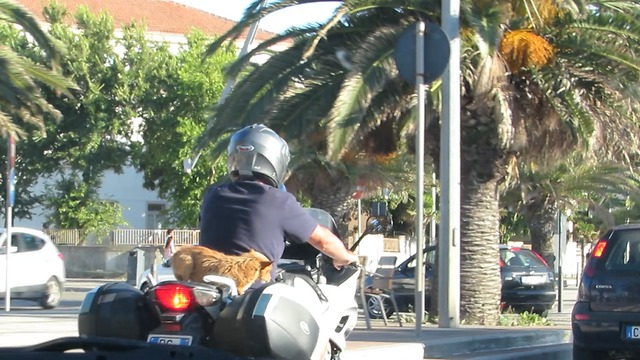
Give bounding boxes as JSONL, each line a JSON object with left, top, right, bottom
{"left": 259, "top": 261, "right": 273, "bottom": 268}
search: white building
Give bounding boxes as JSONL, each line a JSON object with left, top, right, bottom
{"left": 14, "top": 0, "right": 282, "bottom": 229}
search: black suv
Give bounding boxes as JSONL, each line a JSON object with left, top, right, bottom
{"left": 572, "top": 224, "right": 640, "bottom": 359}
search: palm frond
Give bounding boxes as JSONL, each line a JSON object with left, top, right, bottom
{"left": 325, "top": 25, "right": 401, "bottom": 161}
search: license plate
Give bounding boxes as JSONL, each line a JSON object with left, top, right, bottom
{"left": 147, "top": 334, "right": 193, "bottom": 345}
{"left": 520, "top": 275, "right": 546, "bottom": 285}
{"left": 625, "top": 326, "right": 640, "bottom": 339}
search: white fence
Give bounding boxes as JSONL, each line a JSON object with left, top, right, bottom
{"left": 46, "top": 229, "right": 200, "bottom": 246}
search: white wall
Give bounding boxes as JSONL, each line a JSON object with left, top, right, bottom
{"left": 14, "top": 166, "right": 165, "bottom": 230}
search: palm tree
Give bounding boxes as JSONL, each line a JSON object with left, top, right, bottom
{"left": 200, "top": 0, "right": 640, "bottom": 324}
{"left": 0, "top": 0, "right": 76, "bottom": 138}
{"left": 502, "top": 158, "right": 640, "bottom": 269}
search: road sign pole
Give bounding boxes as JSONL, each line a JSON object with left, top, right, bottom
{"left": 5, "top": 134, "right": 15, "bottom": 312}
{"left": 438, "top": 0, "right": 461, "bottom": 328}
{"left": 414, "top": 21, "right": 426, "bottom": 336}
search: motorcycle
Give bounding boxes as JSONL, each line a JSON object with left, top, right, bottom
{"left": 78, "top": 208, "right": 376, "bottom": 360}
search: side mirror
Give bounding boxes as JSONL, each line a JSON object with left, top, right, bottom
{"left": 0, "top": 246, "right": 18, "bottom": 255}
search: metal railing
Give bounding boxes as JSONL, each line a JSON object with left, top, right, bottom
{"left": 45, "top": 229, "right": 82, "bottom": 245}
{"left": 112, "top": 229, "right": 200, "bottom": 246}
{"left": 47, "top": 229, "right": 200, "bottom": 246}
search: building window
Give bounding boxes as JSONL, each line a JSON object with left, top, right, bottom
{"left": 146, "top": 203, "right": 167, "bottom": 229}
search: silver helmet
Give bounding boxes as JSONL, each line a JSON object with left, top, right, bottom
{"left": 227, "top": 124, "right": 290, "bottom": 187}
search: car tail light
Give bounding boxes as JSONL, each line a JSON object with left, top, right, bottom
{"left": 591, "top": 240, "right": 607, "bottom": 258}
{"left": 574, "top": 313, "right": 590, "bottom": 321}
{"left": 57, "top": 253, "right": 64, "bottom": 260}
{"left": 584, "top": 239, "right": 607, "bottom": 277}
{"left": 152, "top": 283, "right": 220, "bottom": 313}
{"left": 531, "top": 251, "right": 548, "bottom": 267}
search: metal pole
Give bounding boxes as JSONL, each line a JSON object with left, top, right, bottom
{"left": 185, "top": 0, "right": 268, "bottom": 173}
{"left": 414, "top": 21, "right": 426, "bottom": 336}
{"left": 357, "top": 198, "right": 362, "bottom": 239}
{"left": 5, "top": 134, "right": 15, "bottom": 312}
{"left": 557, "top": 211, "right": 565, "bottom": 313}
{"left": 430, "top": 172, "right": 437, "bottom": 245}
{"left": 439, "top": 0, "right": 461, "bottom": 328}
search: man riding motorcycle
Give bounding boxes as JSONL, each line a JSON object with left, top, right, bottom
{"left": 198, "top": 124, "right": 359, "bottom": 289}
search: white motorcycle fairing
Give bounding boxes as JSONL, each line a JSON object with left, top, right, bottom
{"left": 212, "top": 277, "right": 332, "bottom": 360}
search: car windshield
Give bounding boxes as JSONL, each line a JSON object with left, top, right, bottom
{"left": 500, "top": 248, "right": 547, "bottom": 267}
{"left": 404, "top": 249, "right": 436, "bottom": 271}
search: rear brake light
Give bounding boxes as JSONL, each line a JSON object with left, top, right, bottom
{"left": 592, "top": 240, "right": 607, "bottom": 258}
{"left": 532, "top": 251, "right": 548, "bottom": 266}
{"left": 152, "top": 283, "right": 220, "bottom": 313}
{"left": 154, "top": 284, "right": 195, "bottom": 312}
{"left": 57, "top": 253, "right": 64, "bottom": 260}
{"left": 574, "top": 313, "right": 590, "bottom": 321}
{"left": 583, "top": 240, "right": 607, "bottom": 277}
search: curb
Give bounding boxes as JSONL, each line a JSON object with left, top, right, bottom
{"left": 343, "top": 343, "right": 424, "bottom": 360}
{"left": 424, "top": 329, "right": 572, "bottom": 359}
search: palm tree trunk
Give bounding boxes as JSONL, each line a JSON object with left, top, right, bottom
{"left": 460, "top": 175, "right": 502, "bottom": 325}
{"left": 524, "top": 198, "right": 557, "bottom": 270}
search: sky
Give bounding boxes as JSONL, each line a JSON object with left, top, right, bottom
{"left": 171, "top": 0, "right": 341, "bottom": 33}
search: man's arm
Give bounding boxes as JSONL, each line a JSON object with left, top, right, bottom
{"left": 306, "top": 225, "right": 359, "bottom": 268}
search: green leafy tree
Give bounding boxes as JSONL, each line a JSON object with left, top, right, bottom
{"left": 0, "top": 0, "right": 76, "bottom": 219}
{"left": 132, "top": 31, "right": 237, "bottom": 228}
{"left": 43, "top": 173, "right": 128, "bottom": 244}
{"left": 201, "top": 0, "right": 640, "bottom": 325}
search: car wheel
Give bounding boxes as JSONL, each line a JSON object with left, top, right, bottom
{"left": 365, "top": 294, "right": 395, "bottom": 319}
{"left": 40, "top": 277, "right": 62, "bottom": 309}
{"left": 573, "top": 343, "right": 609, "bottom": 360}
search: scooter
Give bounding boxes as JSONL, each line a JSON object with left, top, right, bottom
{"left": 78, "top": 208, "right": 373, "bottom": 360}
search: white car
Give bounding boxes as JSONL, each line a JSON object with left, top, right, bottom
{"left": 0, "top": 227, "right": 66, "bottom": 309}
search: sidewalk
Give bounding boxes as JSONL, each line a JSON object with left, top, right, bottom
{"left": 345, "top": 285, "right": 576, "bottom": 359}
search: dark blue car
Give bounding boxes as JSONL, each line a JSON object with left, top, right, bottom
{"left": 364, "top": 244, "right": 556, "bottom": 318}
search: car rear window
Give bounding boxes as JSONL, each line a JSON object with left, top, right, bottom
{"left": 605, "top": 231, "right": 640, "bottom": 271}
{"left": 500, "top": 248, "right": 547, "bottom": 267}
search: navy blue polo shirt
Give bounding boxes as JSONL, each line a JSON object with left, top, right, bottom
{"left": 199, "top": 181, "right": 318, "bottom": 281}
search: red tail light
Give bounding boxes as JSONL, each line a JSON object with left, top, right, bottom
{"left": 583, "top": 239, "right": 607, "bottom": 277}
{"left": 531, "top": 251, "right": 548, "bottom": 266}
{"left": 57, "top": 253, "right": 64, "bottom": 260}
{"left": 574, "top": 313, "right": 590, "bottom": 321}
{"left": 154, "top": 284, "right": 195, "bottom": 312}
{"left": 591, "top": 240, "right": 607, "bottom": 258}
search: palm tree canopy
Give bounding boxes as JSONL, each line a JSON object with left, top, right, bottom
{"left": 200, "top": 0, "right": 640, "bottom": 169}
{"left": 0, "top": 0, "right": 76, "bottom": 138}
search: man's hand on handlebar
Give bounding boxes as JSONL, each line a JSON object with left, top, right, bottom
{"left": 333, "top": 251, "right": 359, "bottom": 269}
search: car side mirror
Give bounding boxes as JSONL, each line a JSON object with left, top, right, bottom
{"left": 0, "top": 246, "right": 18, "bottom": 255}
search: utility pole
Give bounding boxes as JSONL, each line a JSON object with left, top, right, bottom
{"left": 5, "top": 134, "right": 15, "bottom": 312}
{"left": 438, "top": 0, "right": 461, "bottom": 328}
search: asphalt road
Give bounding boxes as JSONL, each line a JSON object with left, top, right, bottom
{"left": 0, "top": 280, "right": 579, "bottom": 359}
